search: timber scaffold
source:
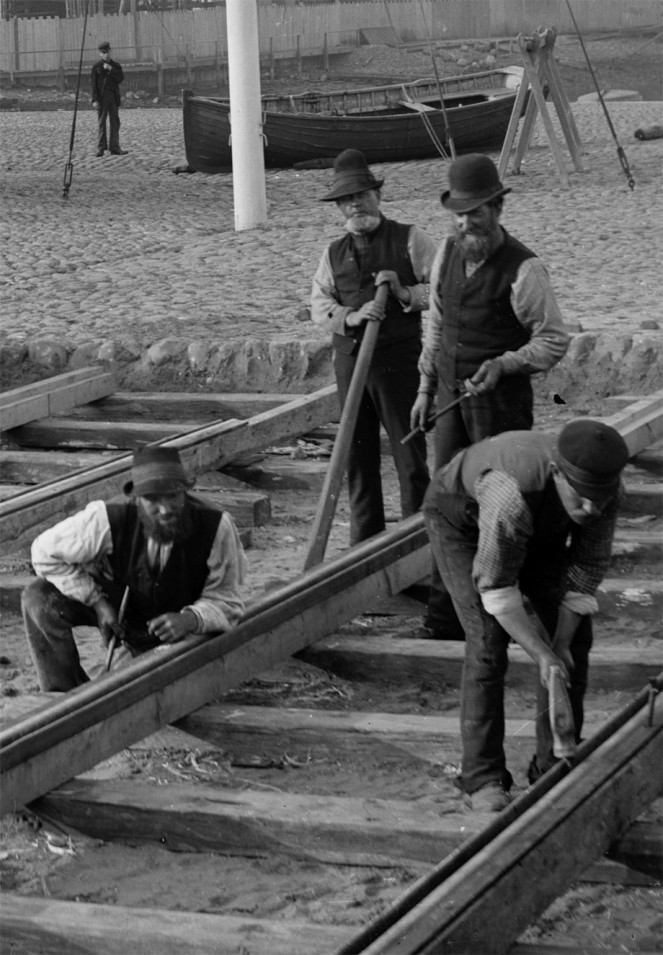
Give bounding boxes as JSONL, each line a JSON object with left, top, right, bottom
{"left": 0, "top": 370, "right": 662, "bottom": 954}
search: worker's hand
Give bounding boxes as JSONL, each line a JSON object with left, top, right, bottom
{"left": 464, "top": 357, "right": 504, "bottom": 396}
{"left": 551, "top": 635, "right": 575, "bottom": 676}
{"left": 92, "top": 100, "right": 98, "bottom": 108}
{"left": 410, "top": 393, "right": 433, "bottom": 432}
{"left": 103, "top": 62, "right": 112, "bottom": 71}
{"left": 374, "top": 270, "right": 410, "bottom": 307}
{"left": 537, "top": 648, "right": 571, "bottom": 690}
{"left": 147, "top": 610, "right": 197, "bottom": 645}
{"left": 345, "top": 298, "right": 386, "bottom": 328}
{"left": 93, "top": 596, "right": 119, "bottom": 647}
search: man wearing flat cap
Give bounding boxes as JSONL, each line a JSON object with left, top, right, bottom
{"left": 91, "top": 41, "right": 127, "bottom": 157}
{"left": 422, "top": 419, "right": 630, "bottom": 812}
{"left": 22, "top": 446, "right": 247, "bottom": 692}
{"left": 311, "top": 148, "right": 437, "bottom": 545}
{"left": 411, "top": 153, "right": 570, "bottom": 640}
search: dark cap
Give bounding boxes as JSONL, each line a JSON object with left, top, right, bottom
{"left": 98, "top": 41, "right": 111, "bottom": 52}
{"left": 556, "top": 419, "right": 629, "bottom": 501}
{"left": 440, "top": 153, "right": 511, "bottom": 213}
{"left": 320, "top": 148, "right": 384, "bottom": 202}
{"left": 123, "top": 446, "right": 193, "bottom": 497}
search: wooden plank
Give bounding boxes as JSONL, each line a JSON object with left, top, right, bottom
{"left": 8, "top": 418, "right": 194, "bottom": 449}
{"left": 341, "top": 693, "right": 663, "bottom": 954}
{"left": 0, "top": 369, "right": 116, "bottom": 432}
{"left": 0, "top": 450, "right": 117, "bottom": 484}
{"left": 0, "top": 896, "right": 346, "bottom": 955}
{"left": 59, "top": 392, "right": 311, "bottom": 422}
{"left": 0, "top": 515, "right": 430, "bottom": 812}
{"left": 398, "top": 99, "right": 436, "bottom": 111}
{"left": 299, "top": 631, "right": 663, "bottom": 694}
{"left": 0, "top": 385, "right": 339, "bottom": 552}
{"left": 602, "top": 389, "right": 663, "bottom": 455}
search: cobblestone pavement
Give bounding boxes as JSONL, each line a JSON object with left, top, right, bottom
{"left": 1, "top": 100, "right": 662, "bottom": 390}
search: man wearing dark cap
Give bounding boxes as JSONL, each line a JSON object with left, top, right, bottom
{"left": 411, "top": 153, "right": 570, "bottom": 640}
{"left": 311, "top": 148, "right": 437, "bottom": 544}
{"left": 422, "top": 419, "right": 630, "bottom": 812}
{"left": 91, "top": 41, "right": 127, "bottom": 157}
{"left": 22, "top": 447, "right": 247, "bottom": 692}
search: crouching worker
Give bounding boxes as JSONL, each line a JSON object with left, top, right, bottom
{"left": 22, "top": 446, "right": 247, "bottom": 692}
{"left": 422, "top": 420, "right": 629, "bottom": 813}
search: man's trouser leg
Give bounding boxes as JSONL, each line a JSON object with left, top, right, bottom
{"left": 97, "top": 102, "right": 109, "bottom": 151}
{"left": 423, "top": 486, "right": 512, "bottom": 794}
{"left": 107, "top": 97, "right": 121, "bottom": 152}
{"left": 334, "top": 349, "right": 385, "bottom": 544}
{"left": 22, "top": 578, "right": 95, "bottom": 692}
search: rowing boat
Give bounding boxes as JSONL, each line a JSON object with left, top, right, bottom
{"left": 182, "top": 66, "right": 524, "bottom": 172}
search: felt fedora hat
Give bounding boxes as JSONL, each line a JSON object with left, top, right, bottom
{"left": 440, "top": 153, "right": 511, "bottom": 213}
{"left": 123, "top": 446, "right": 193, "bottom": 497}
{"left": 320, "top": 148, "right": 384, "bottom": 201}
{"left": 556, "top": 419, "right": 629, "bottom": 501}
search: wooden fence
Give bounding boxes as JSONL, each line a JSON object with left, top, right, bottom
{"left": 1, "top": 0, "right": 660, "bottom": 76}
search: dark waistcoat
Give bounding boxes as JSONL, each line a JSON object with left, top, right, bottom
{"left": 329, "top": 217, "right": 420, "bottom": 352}
{"left": 435, "top": 229, "right": 536, "bottom": 385}
{"left": 104, "top": 495, "right": 221, "bottom": 642}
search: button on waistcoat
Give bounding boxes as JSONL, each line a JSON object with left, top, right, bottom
{"left": 435, "top": 229, "right": 536, "bottom": 385}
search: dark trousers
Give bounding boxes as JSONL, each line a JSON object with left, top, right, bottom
{"left": 334, "top": 336, "right": 429, "bottom": 545}
{"left": 425, "top": 375, "right": 534, "bottom": 636}
{"left": 22, "top": 578, "right": 140, "bottom": 692}
{"left": 97, "top": 94, "right": 121, "bottom": 152}
{"left": 423, "top": 487, "right": 592, "bottom": 794}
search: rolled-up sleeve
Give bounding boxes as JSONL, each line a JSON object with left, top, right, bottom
{"left": 500, "top": 257, "right": 570, "bottom": 375}
{"left": 311, "top": 247, "right": 353, "bottom": 336}
{"left": 184, "top": 511, "right": 248, "bottom": 634}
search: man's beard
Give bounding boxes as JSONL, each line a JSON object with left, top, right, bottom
{"left": 452, "top": 222, "right": 501, "bottom": 263}
{"left": 138, "top": 500, "right": 193, "bottom": 544}
{"left": 345, "top": 213, "right": 381, "bottom": 235}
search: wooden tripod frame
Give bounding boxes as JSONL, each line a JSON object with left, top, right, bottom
{"left": 498, "top": 26, "right": 584, "bottom": 187}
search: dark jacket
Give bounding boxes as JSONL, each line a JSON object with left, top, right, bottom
{"left": 91, "top": 58, "right": 124, "bottom": 106}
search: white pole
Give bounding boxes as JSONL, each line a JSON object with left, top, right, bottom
{"left": 226, "top": 0, "right": 267, "bottom": 231}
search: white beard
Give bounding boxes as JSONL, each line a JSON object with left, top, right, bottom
{"left": 345, "top": 213, "right": 381, "bottom": 235}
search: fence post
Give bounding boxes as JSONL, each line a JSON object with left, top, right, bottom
{"left": 296, "top": 33, "right": 301, "bottom": 76}
{"left": 269, "top": 35, "right": 274, "bottom": 80}
{"left": 323, "top": 31, "right": 328, "bottom": 72}
{"left": 133, "top": 6, "right": 141, "bottom": 63}
{"left": 215, "top": 38, "right": 222, "bottom": 88}
{"left": 13, "top": 16, "right": 19, "bottom": 74}
{"left": 156, "top": 46, "right": 164, "bottom": 98}
{"left": 57, "top": 20, "right": 65, "bottom": 91}
{"left": 185, "top": 42, "right": 192, "bottom": 87}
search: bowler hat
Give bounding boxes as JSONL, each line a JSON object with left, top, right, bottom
{"left": 556, "top": 419, "right": 629, "bottom": 501}
{"left": 123, "top": 446, "right": 193, "bottom": 497}
{"left": 98, "top": 41, "right": 111, "bottom": 52}
{"left": 320, "top": 148, "right": 384, "bottom": 202}
{"left": 440, "top": 153, "right": 511, "bottom": 213}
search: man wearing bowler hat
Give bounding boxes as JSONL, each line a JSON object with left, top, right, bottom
{"left": 22, "top": 446, "right": 247, "bottom": 692}
{"left": 91, "top": 41, "right": 128, "bottom": 157}
{"left": 311, "top": 148, "right": 437, "bottom": 545}
{"left": 422, "top": 419, "right": 630, "bottom": 812}
{"left": 411, "top": 153, "right": 570, "bottom": 640}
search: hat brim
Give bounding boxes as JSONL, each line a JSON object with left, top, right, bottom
{"left": 320, "top": 177, "right": 384, "bottom": 202}
{"left": 123, "top": 477, "right": 193, "bottom": 497}
{"left": 440, "top": 185, "right": 511, "bottom": 213}
{"left": 564, "top": 474, "right": 620, "bottom": 504}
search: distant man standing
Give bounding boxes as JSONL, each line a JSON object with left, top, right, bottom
{"left": 91, "top": 41, "right": 128, "bottom": 157}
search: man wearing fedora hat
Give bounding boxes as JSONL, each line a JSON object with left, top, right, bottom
{"left": 21, "top": 446, "right": 247, "bottom": 692}
{"left": 422, "top": 419, "right": 629, "bottom": 812}
{"left": 311, "top": 148, "right": 437, "bottom": 544}
{"left": 410, "top": 153, "right": 570, "bottom": 640}
{"left": 91, "top": 41, "right": 128, "bottom": 157}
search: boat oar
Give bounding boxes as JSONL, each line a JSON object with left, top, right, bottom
{"left": 303, "top": 282, "right": 389, "bottom": 571}
{"left": 401, "top": 391, "right": 469, "bottom": 445}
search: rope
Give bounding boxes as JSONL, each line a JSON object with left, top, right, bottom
{"left": 416, "top": 0, "right": 455, "bottom": 159}
{"left": 62, "top": 0, "right": 90, "bottom": 199}
{"left": 565, "top": 0, "right": 635, "bottom": 190}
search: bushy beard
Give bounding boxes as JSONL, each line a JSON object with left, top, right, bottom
{"left": 452, "top": 221, "right": 501, "bottom": 264}
{"left": 138, "top": 499, "right": 193, "bottom": 544}
{"left": 345, "top": 213, "right": 381, "bottom": 235}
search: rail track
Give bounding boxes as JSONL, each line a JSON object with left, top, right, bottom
{"left": 0, "top": 372, "right": 661, "bottom": 954}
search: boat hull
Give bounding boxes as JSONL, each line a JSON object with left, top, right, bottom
{"left": 183, "top": 69, "right": 524, "bottom": 172}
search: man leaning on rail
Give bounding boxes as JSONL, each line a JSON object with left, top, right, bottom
{"left": 21, "top": 446, "right": 247, "bottom": 692}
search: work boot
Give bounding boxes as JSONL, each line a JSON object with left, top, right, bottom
{"left": 467, "top": 782, "right": 512, "bottom": 813}
{"left": 110, "top": 149, "right": 128, "bottom": 155}
{"left": 96, "top": 148, "right": 105, "bottom": 157}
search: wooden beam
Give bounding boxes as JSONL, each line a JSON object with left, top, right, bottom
{"left": 7, "top": 418, "right": 195, "bottom": 449}
{"left": 0, "top": 368, "right": 116, "bottom": 432}
{"left": 602, "top": 389, "right": 663, "bottom": 455}
{"left": 338, "top": 690, "right": 663, "bottom": 954}
{"left": 0, "top": 896, "right": 347, "bottom": 955}
{"left": 0, "top": 515, "right": 430, "bottom": 813}
{"left": 58, "top": 392, "right": 311, "bottom": 422}
{"left": 0, "top": 385, "right": 339, "bottom": 552}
